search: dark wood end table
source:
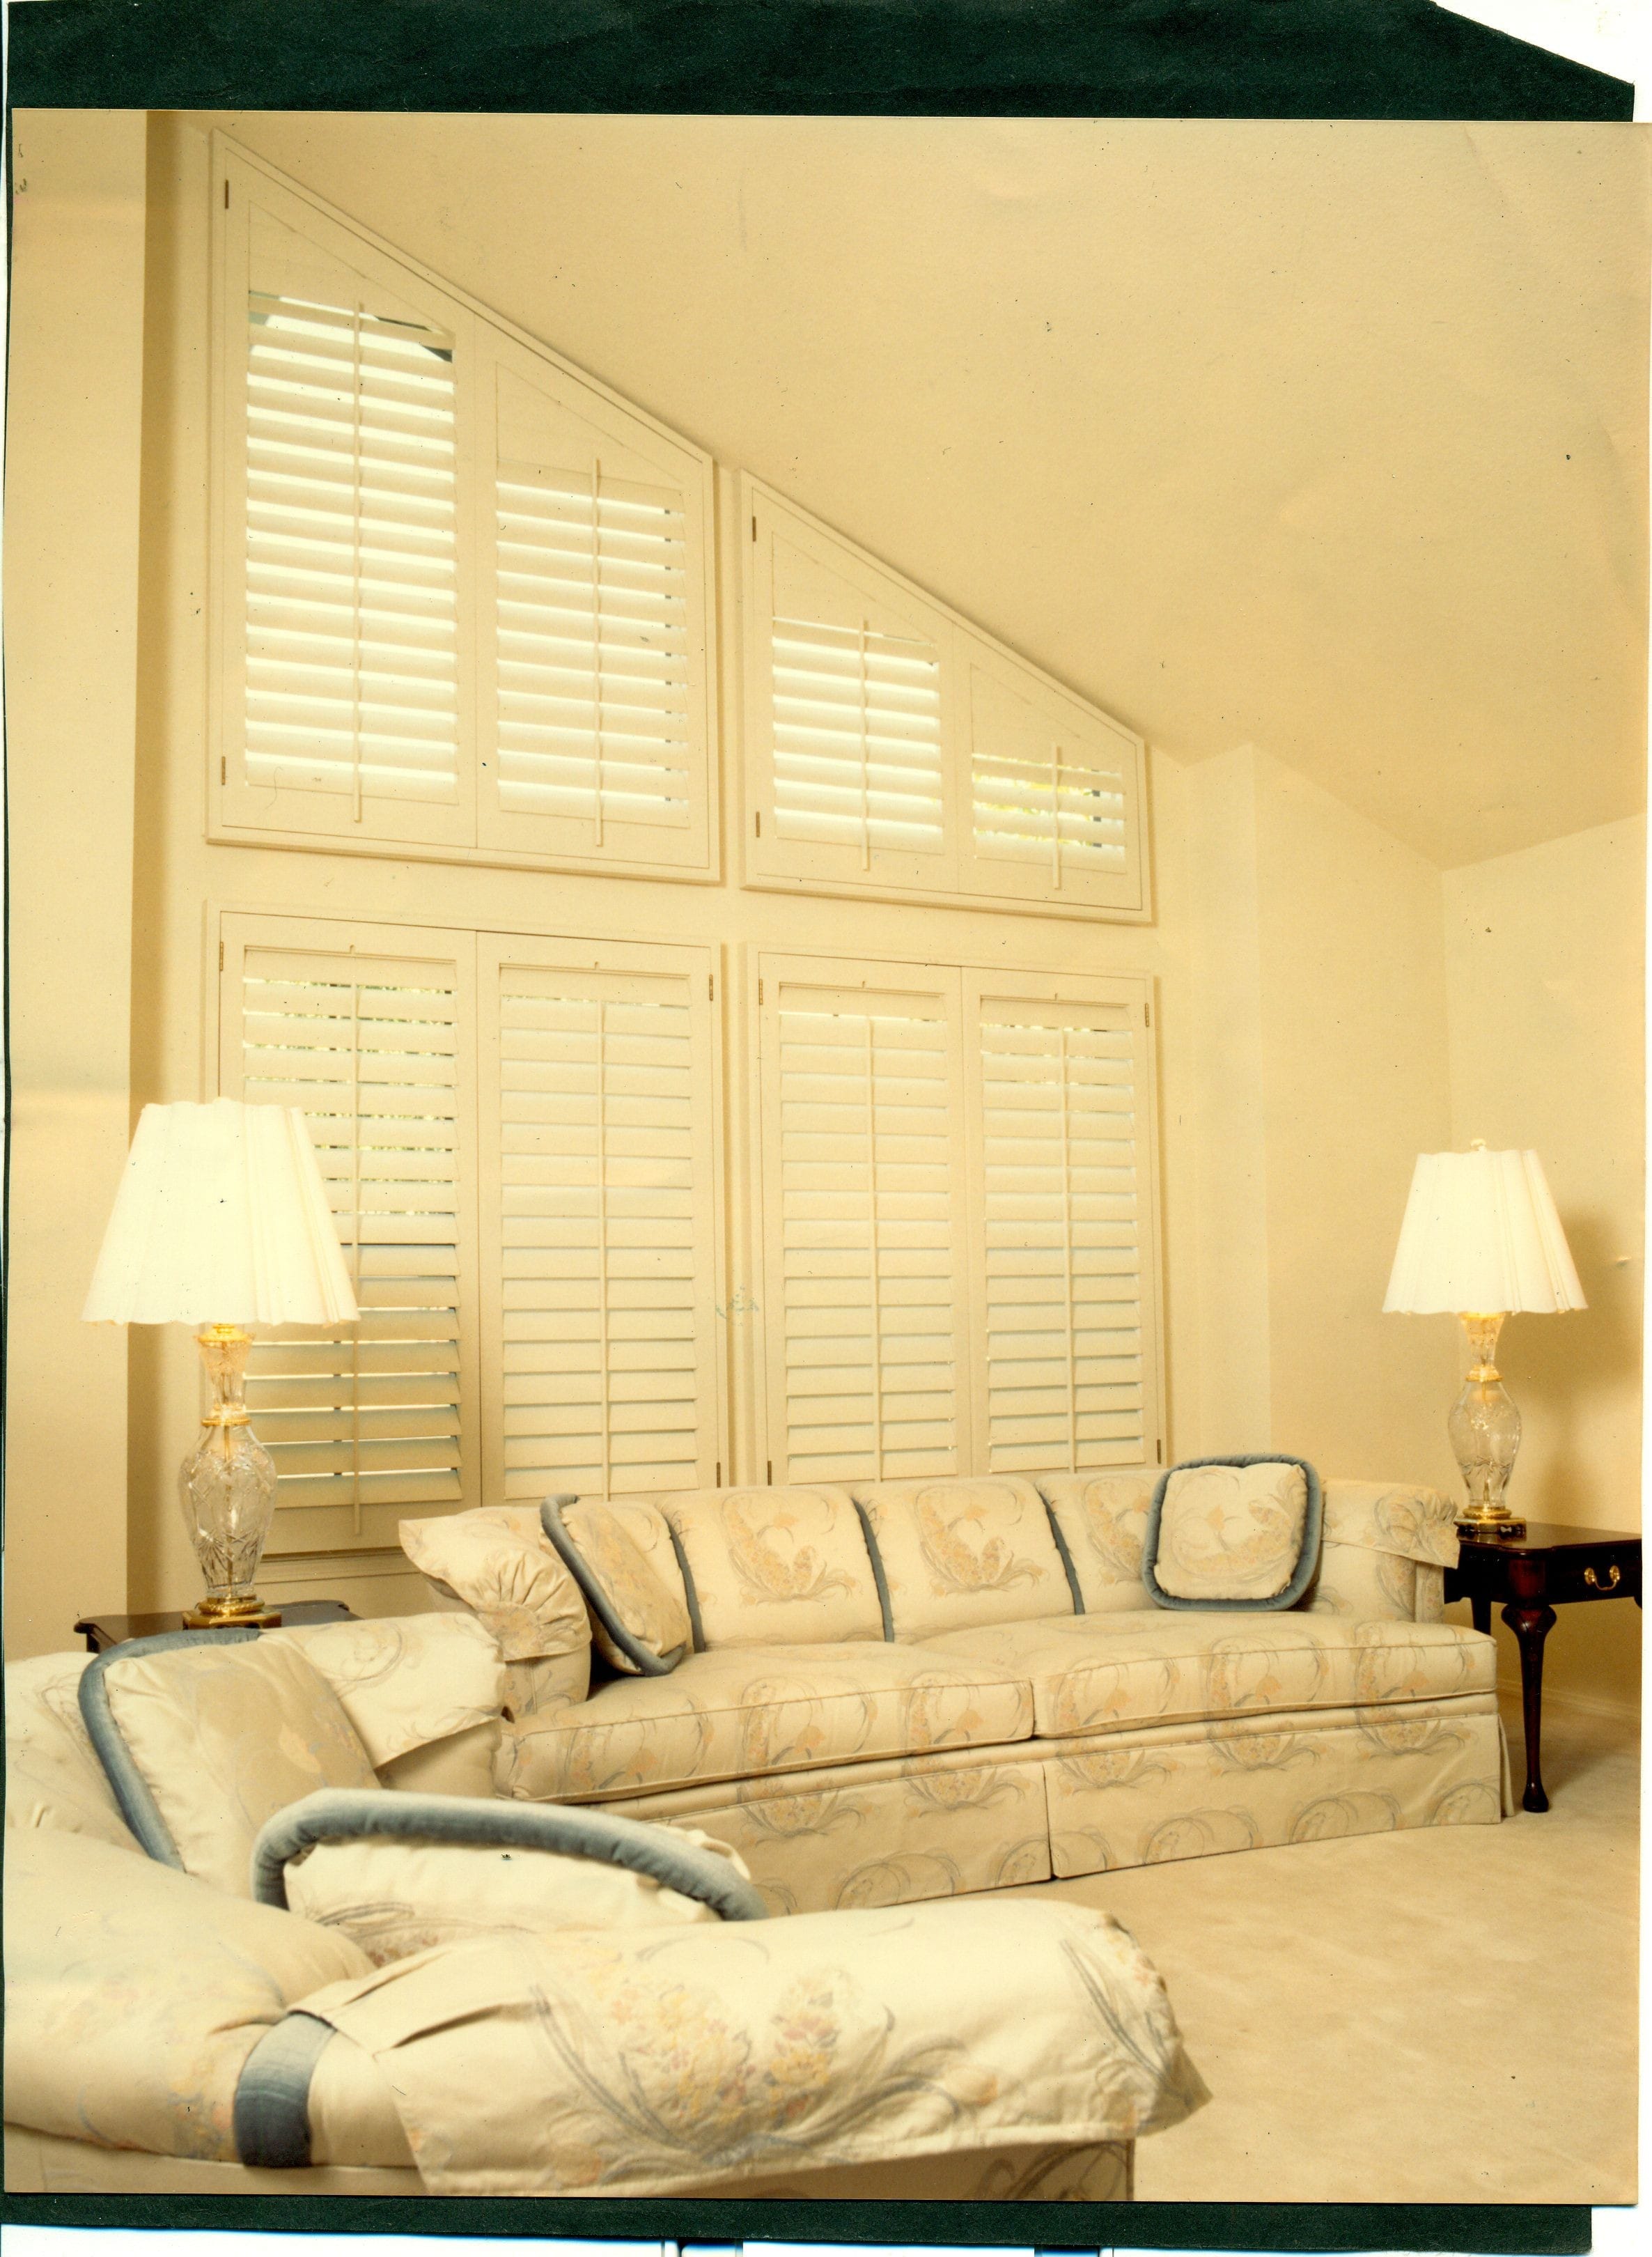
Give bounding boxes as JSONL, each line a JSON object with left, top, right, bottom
{"left": 1444, "top": 1522, "right": 1641, "bottom": 1813}
{"left": 74, "top": 1601, "right": 357, "bottom": 1654}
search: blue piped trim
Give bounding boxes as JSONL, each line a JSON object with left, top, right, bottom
{"left": 850, "top": 1499, "right": 894, "bottom": 1642}
{"left": 1042, "top": 1497, "right": 1086, "bottom": 1615}
{"left": 251, "top": 1786, "right": 770, "bottom": 1922}
{"left": 1143, "top": 1454, "right": 1323, "bottom": 1612}
{"left": 662, "top": 1512, "right": 706, "bottom": 1653}
{"left": 233, "top": 2011, "right": 335, "bottom": 2168}
{"left": 538, "top": 1494, "right": 686, "bottom": 1676}
{"left": 78, "top": 1627, "right": 263, "bottom": 1866}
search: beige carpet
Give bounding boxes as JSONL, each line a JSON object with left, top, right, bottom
{"left": 1008, "top": 1692, "right": 1639, "bottom": 2205}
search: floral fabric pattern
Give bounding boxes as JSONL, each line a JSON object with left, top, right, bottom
{"left": 558, "top": 1498, "right": 695, "bottom": 1673}
{"left": 852, "top": 1476, "right": 1072, "bottom": 1637}
{"left": 1034, "top": 1473, "right": 1158, "bottom": 1611}
{"left": 4, "top": 1652, "right": 142, "bottom": 1854}
{"left": 494, "top": 1641, "right": 1034, "bottom": 1805}
{"left": 297, "top": 1895, "right": 1207, "bottom": 2196}
{"left": 1304, "top": 1542, "right": 1431, "bottom": 1624}
{"left": 1151, "top": 1461, "right": 1309, "bottom": 1603}
{"left": 399, "top": 1507, "right": 589, "bottom": 1662}
{"left": 658, "top": 1484, "right": 885, "bottom": 1648}
{"left": 270, "top": 1613, "right": 506, "bottom": 1765}
{"left": 1320, "top": 1480, "right": 1460, "bottom": 1567}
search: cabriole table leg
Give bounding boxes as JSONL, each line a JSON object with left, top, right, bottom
{"left": 1503, "top": 1601, "right": 1557, "bottom": 1813}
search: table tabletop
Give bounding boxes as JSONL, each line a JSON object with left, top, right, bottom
{"left": 74, "top": 1600, "right": 356, "bottom": 1652}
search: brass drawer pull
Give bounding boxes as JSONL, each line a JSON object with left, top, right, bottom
{"left": 1584, "top": 1564, "right": 1622, "bottom": 1592}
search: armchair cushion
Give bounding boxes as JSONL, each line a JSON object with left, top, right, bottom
{"left": 268, "top": 1613, "right": 505, "bottom": 1766}
{"left": 1144, "top": 1455, "right": 1322, "bottom": 1610}
{"left": 541, "top": 1496, "right": 693, "bottom": 1675}
{"left": 4, "top": 1652, "right": 142, "bottom": 1854}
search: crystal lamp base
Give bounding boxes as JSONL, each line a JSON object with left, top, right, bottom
{"left": 1449, "top": 1312, "right": 1525, "bottom": 1542}
{"left": 178, "top": 1325, "right": 283, "bottom": 1628}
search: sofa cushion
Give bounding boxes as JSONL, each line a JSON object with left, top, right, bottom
{"left": 852, "top": 1475, "right": 1074, "bottom": 1636}
{"left": 1144, "top": 1456, "right": 1321, "bottom": 1610}
{"left": 917, "top": 1611, "right": 1495, "bottom": 1739}
{"left": 269, "top": 1613, "right": 506, "bottom": 1765}
{"left": 1321, "top": 1478, "right": 1461, "bottom": 1567}
{"left": 399, "top": 1506, "right": 589, "bottom": 1662}
{"left": 1034, "top": 1473, "right": 1157, "bottom": 1613}
{"left": 80, "top": 1631, "right": 381, "bottom": 1898}
{"left": 495, "top": 1641, "right": 1035, "bottom": 1804}
{"left": 657, "top": 1484, "right": 885, "bottom": 1647}
{"left": 544, "top": 1496, "right": 694, "bottom": 1675}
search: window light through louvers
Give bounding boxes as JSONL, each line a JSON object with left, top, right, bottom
{"left": 972, "top": 741, "right": 1128, "bottom": 881}
{"left": 772, "top": 617, "right": 944, "bottom": 861}
{"left": 499, "top": 971, "right": 701, "bottom": 1496}
{"left": 245, "top": 291, "right": 458, "bottom": 812}
{"left": 979, "top": 1006, "right": 1144, "bottom": 1471}
{"left": 239, "top": 956, "right": 465, "bottom": 1523}
{"left": 495, "top": 462, "right": 692, "bottom": 833}
{"left": 776, "top": 994, "right": 959, "bottom": 1482}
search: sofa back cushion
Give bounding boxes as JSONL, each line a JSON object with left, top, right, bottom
{"left": 657, "top": 1484, "right": 885, "bottom": 1647}
{"left": 851, "top": 1475, "right": 1075, "bottom": 1636}
{"left": 79, "top": 1630, "right": 381, "bottom": 1898}
{"left": 1034, "top": 1473, "right": 1157, "bottom": 1613}
{"left": 544, "top": 1497, "right": 694, "bottom": 1675}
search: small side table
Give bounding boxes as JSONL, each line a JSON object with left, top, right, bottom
{"left": 74, "top": 1600, "right": 357, "bottom": 1654}
{"left": 1444, "top": 1522, "right": 1641, "bottom": 1813}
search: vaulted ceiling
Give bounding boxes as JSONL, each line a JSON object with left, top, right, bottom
{"left": 187, "top": 111, "right": 1649, "bottom": 867}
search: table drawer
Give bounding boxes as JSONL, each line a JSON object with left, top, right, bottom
{"left": 1543, "top": 1548, "right": 1640, "bottom": 1607}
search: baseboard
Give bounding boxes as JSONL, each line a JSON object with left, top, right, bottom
{"left": 1495, "top": 1675, "right": 1642, "bottom": 1725}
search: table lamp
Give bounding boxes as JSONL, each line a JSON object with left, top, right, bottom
{"left": 83, "top": 1098, "right": 359, "bottom": 1627}
{"left": 1383, "top": 1142, "right": 1584, "bottom": 1541}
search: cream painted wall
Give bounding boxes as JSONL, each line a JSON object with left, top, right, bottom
{"left": 1442, "top": 819, "right": 1645, "bottom": 1714}
{"left": 3, "top": 114, "right": 148, "bottom": 1659}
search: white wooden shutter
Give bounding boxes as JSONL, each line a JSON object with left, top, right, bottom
{"left": 479, "top": 937, "right": 723, "bottom": 1503}
{"left": 743, "top": 481, "right": 959, "bottom": 897}
{"left": 476, "top": 327, "right": 716, "bottom": 875}
{"left": 960, "top": 637, "right": 1146, "bottom": 914}
{"left": 963, "top": 971, "right": 1162, "bottom": 1473}
{"left": 214, "top": 151, "right": 475, "bottom": 850}
{"left": 219, "top": 915, "right": 480, "bottom": 1553}
{"left": 757, "top": 956, "right": 972, "bottom": 1484}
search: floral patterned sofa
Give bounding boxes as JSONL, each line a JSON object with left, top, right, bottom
{"left": 403, "top": 1469, "right": 1511, "bottom": 1914}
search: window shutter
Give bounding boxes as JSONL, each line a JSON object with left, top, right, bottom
{"left": 757, "top": 956, "right": 972, "bottom": 1485}
{"left": 215, "top": 154, "right": 474, "bottom": 850}
{"left": 219, "top": 916, "right": 480, "bottom": 1553}
{"left": 963, "top": 972, "right": 1162, "bottom": 1473}
{"left": 478, "top": 938, "right": 724, "bottom": 1503}
{"left": 475, "top": 327, "right": 716, "bottom": 876}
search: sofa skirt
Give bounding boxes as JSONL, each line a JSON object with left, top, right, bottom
{"left": 609, "top": 1693, "right": 1510, "bottom": 1911}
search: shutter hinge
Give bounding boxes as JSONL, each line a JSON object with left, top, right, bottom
{"left": 751, "top": 514, "right": 757, "bottom": 541}
{"left": 754, "top": 809, "right": 761, "bottom": 837}
{"left": 1144, "top": 999, "right": 1151, "bottom": 1027}
{"left": 708, "top": 973, "right": 715, "bottom": 1000}
{"left": 766, "top": 1460, "right": 773, "bottom": 1484}
{"left": 757, "top": 978, "right": 765, "bottom": 1004}
{"left": 224, "top": 178, "right": 230, "bottom": 210}
{"left": 219, "top": 940, "right": 225, "bottom": 972}
{"left": 1155, "top": 1436, "right": 1164, "bottom": 1464}
{"left": 715, "top": 1460, "right": 722, "bottom": 1486}
{"left": 220, "top": 755, "right": 227, "bottom": 786}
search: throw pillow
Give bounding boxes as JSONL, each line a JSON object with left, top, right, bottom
{"left": 541, "top": 1495, "right": 694, "bottom": 1675}
{"left": 1144, "top": 1455, "right": 1323, "bottom": 1611}
{"left": 398, "top": 1505, "right": 590, "bottom": 1665}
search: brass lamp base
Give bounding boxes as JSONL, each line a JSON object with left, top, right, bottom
{"left": 182, "top": 1595, "right": 283, "bottom": 1629}
{"left": 1456, "top": 1510, "right": 1526, "bottom": 1544}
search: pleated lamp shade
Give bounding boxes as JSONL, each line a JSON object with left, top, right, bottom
{"left": 1383, "top": 1147, "right": 1586, "bottom": 1317}
{"left": 83, "top": 1099, "right": 359, "bottom": 1326}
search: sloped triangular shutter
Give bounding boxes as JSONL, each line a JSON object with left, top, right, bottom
{"left": 478, "top": 937, "right": 724, "bottom": 1503}
{"left": 963, "top": 970, "right": 1162, "bottom": 1473}
{"left": 757, "top": 955, "right": 972, "bottom": 1484}
{"left": 215, "top": 153, "right": 474, "bottom": 849}
{"left": 475, "top": 327, "right": 716, "bottom": 875}
{"left": 218, "top": 915, "right": 481, "bottom": 1553}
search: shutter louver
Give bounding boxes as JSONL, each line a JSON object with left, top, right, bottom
{"left": 495, "top": 460, "right": 692, "bottom": 833}
{"left": 760, "top": 962, "right": 969, "bottom": 1485}
{"left": 967, "top": 981, "right": 1156, "bottom": 1473}
{"left": 772, "top": 616, "right": 943, "bottom": 860}
{"left": 483, "top": 945, "right": 722, "bottom": 1502}
{"left": 231, "top": 938, "right": 472, "bottom": 1544}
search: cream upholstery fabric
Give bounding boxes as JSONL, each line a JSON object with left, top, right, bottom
{"left": 503, "top": 1650, "right": 591, "bottom": 1719}
{"left": 1035, "top": 1472, "right": 1156, "bottom": 1611}
{"left": 270, "top": 1613, "right": 505, "bottom": 1765}
{"left": 557, "top": 1498, "right": 694, "bottom": 1673}
{"left": 375, "top": 1722, "right": 501, "bottom": 1799}
{"left": 660, "top": 1484, "right": 885, "bottom": 1647}
{"left": 297, "top": 1895, "right": 1207, "bottom": 2194}
{"left": 98, "top": 1637, "right": 380, "bottom": 1898}
{"left": 497, "top": 1641, "right": 1034, "bottom": 1804}
{"left": 918, "top": 1611, "right": 1494, "bottom": 1738}
{"left": 283, "top": 1823, "right": 745, "bottom": 1964}
{"left": 1307, "top": 1542, "right": 1440, "bottom": 1623}
{"left": 1152, "top": 1460, "right": 1310, "bottom": 1603}
{"left": 3, "top": 1829, "right": 369, "bottom": 2163}
{"left": 4, "top": 1654, "right": 141, "bottom": 1854}
{"left": 1320, "top": 1479, "right": 1460, "bottom": 1567}
{"left": 1043, "top": 1695, "right": 1505, "bottom": 1875}
{"left": 399, "top": 1506, "right": 589, "bottom": 1661}
{"left": 853, "top": 1475, "right": 1073, "bottom": 1636}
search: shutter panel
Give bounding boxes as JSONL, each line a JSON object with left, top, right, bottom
{"left": 215, "top": 153, "right": 474, "bottom": 849}
{"left": 479, "top": 938, "right": 723, "bottom": 1503}
{"left": 758, "top": 956, "right": 972, "bottom": 1484}
{"left": 744, "top": 482, "right": 959, "bottom": 897}
{"left": 960, "top": 637, "right": 1147, "bottom": 914}
{"left": 963, "top": 972, "right": 1162, "bottom": 1474}
{"left": 219, "top": 916, "right": 480, "bottom": 1553}
{"left": 476, "top": 329, "right": 716, "bottom": 875}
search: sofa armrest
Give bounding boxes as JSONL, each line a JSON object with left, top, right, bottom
{"left": 1320, "top": 1479, "right": 1459, "bottom": 1567}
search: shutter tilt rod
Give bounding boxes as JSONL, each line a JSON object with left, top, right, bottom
{"left": 858, "top": 617, "right": 872, "bottom": 871}
{"left": 591, "top": 458, "right": 605, "bottom": 846}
